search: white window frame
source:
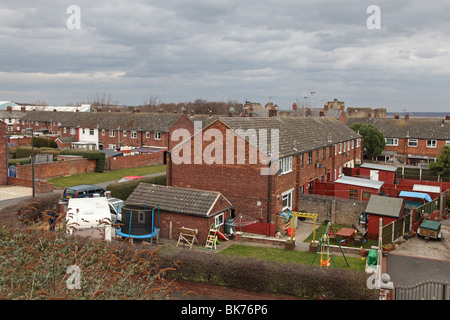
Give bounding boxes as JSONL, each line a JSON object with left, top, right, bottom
{"left": 109, "top": 130, "right": 115, "bottom": 137}
{"left": 426, "top": 139, "right": 437, "bottom": 148}
{"left": 357, "top": 139, "right": 361, "bottom": 147}
{"left": 89, "top": 129, "right": 94, "bottom": 136}
{"left": 63, "top": 127, "right": 67, "bottom": 134}
{"left": 279, "top": 157, "right": 293, "bottom": 175}
{"left": 281, "top": 189, "right": 294, "bottom": 211}
{"left": 138, "top": 211, "right": 145, "bottom": 223}
{"left": 70, "top": 127, "right": 76, "bottom": 135}
{"left": 123, "top": 130, "right": 127, "bottom": 137}
{"left": 108, "top": 144, "right": 116, "bottom": 150}
{"left": 446, "top": 140, "right": 450, "bottom": 146}
{"left": 408, "top": 139, "right": 418, "bottom": 147}
{"left": 146, "top": 131, "right": 150, "bottom": 139}
{"left": 131, "top": 130, "right": 137, "bottom": 139}
{"left": 385, "top": 138, "right": 398, "bottom": 146}
{"left": 102, "top": 129, "right": 105, "bottom": 136}
{"left": 154, "top": 132, "right": 161, "bottom": 140}
{"left": 214, "top": 213, "right": 224, "bottom": 227}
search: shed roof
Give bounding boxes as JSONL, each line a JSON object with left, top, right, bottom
{"left": 335, "top": 176, "right": 384, "bottom": 189}
{"left": 126, "top": 183, "right": 232, "bottom": 217}
{"left": 360, "top": 163, "right": 398, "bottom": 172}
{"left": 365, "top": 195, "right": 404, "bottom": 218}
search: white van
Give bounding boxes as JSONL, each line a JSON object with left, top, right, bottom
{"left": 66, "top": 197, "right": 113, "bottom": 241}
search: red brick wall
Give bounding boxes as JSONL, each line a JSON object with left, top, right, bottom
{"left": 158, "top": 208, "right": 233, "bottom": 244}
{"left": 108, "top": 152, "right": 164, "bottom": 171}
{"left": 16, "top": 158, "right": 96, "bottom": 180}
{"left": 8, "top": 177, "right": 54, "bottom": 194}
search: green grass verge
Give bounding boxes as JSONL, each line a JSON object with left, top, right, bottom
{"left": 220, "top": 244, "right": 366, "bottom": 271}
{"left": 49, "top": 165, "right": 166, "bottom": 188}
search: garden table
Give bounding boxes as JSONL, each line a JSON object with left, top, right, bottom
{"left": 335, "top": 228, "right": 356, "bottom": 246}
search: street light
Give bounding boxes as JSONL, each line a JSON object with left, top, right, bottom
{"left": 24, "top": 128, "right": 35, "bottom": 198}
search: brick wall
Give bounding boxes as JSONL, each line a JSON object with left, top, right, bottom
{"left": 384, "top": 138, "right": 447, "bottom": 161}
{"left": 8, "top": 177, "right": 54, "bottom": 194}
{"left": 298, "top": 193, "right": 367, "bottom": 225}
{"left": 16, "top": 158, "right": 96, "bottom": 180}
{"left": 108, "top": 152, "right": 164, "bottom": 171}
{"left": 176, "top": 280, "right": 301, "bottom": 300}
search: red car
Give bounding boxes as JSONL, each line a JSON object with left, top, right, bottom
{"left": 116, "top": 176, "right": 144, "bottom": 183}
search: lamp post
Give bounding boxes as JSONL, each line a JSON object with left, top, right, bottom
{"left": 25, "top": 128, "right": 35, "bottom": 198}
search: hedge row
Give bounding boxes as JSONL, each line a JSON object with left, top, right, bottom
{"left": 59, "top": 149, "right": 106, "bottom": 173}
{"left": 106, "top": 175, "right": 167, "bottom": 200}
{"left": 158, "top": 250, "right": 378, "bottom": 300}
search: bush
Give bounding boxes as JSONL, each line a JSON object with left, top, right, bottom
{"left": 0, "top": 227, "right": 180, "bottom": 300}
{"left": 59, "top": 149, "right": 106, "bottom": 173}
{"left": 158, "top": 250, "right": 378, "bottom": 300}
{"left": 106, "top": 175, "right": 166, "bottom": 200}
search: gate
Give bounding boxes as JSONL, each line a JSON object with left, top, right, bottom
{"left": 8, "top": 165, "right": 17, "bottom": 178}
{"left": 395, "top": 280, "right": 449, "bottom": 300}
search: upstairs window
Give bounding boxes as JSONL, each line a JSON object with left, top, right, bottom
{"left": 385, "top": 138, "right": 398, "bottom": 146}
{"left": 426, "top": 139, "right": 437, "bottom": 148}
{"left": 408, "top": 139, "right": 418, "bottom": 147}
{"left": 279, "top": 157, "right": 293, "bottom": 174}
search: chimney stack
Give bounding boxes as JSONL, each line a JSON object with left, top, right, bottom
{"left": 394, "top": 113, "right": 399, "bottom": 119}
{"left": 158, "top": 108, "right": 163, "bottom": 113}
{"left": 6, "top": 106, "right": 12, "bottom": 112}
{"left": 319, "top": 110, "right": 325, "bottom": 117}
{"left": 405, "top": 114, "right": 409, "bottom": 120}
{"left": 446, "top": 114, "right": 450, "bottom": 121}
{"left": 292, "top": 102, "right": 297, "bottom": 111}
{"left": 269, "top": 109, "right": 277, "bottom": 117}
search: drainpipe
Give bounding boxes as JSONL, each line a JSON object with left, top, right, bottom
{"left": 168, "top": 151, "right": 172, "bottom": 186}
{"left": 267, "top": 161, "right": 271, "bottom": 224}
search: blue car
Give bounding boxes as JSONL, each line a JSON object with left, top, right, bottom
{"left": 62, "top": 184, "right": 106, "bottom": 201}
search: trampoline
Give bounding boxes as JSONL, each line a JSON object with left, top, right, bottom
{"left": 115, "top": 204, "right": 160, "bottom": 240}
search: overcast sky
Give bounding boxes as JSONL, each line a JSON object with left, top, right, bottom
{"left": 1, "top": 0, "right": 449, "bottom": 112}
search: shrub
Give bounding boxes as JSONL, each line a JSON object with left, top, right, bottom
{"left": 106, "top": 175, "right": 166, "bottom": 200}
{"left": 59, "top": 149, "right": 106, "bottom": 173}
{"left": 158, "top": 250, "right": 378, "bottom": 300}
{"left": 0, "top": 227, "right": 181, "bottom": 300}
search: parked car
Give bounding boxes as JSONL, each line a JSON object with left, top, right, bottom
{"left": 107, "top": 197, "right": 125, "bottom": 222}
{"left": 62, "top": 184, "right": 106, "bottom": 201}
{"left": 115, "top": 176, "right": 144, "bottom": 184}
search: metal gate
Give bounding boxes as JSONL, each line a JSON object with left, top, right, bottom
{"left": 395, "top": 280, "right": 449, "bottom": 300}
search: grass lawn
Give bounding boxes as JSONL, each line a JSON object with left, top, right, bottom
{"left": 49, "top": 165, "right": 166, "bottom": 188}
{"left": 220, "top": 244, "right": 366, "bottom": 271}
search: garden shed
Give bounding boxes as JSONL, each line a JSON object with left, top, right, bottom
{"left": 126, "top": 183, "right": 234, "bottom": 245}
{"left": 364, "top": 195, "right": 405, "bottom": 240}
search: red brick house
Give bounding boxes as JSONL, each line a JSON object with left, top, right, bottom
{"left": 347, "top": 115, "right": 450, "bottom": 165}
{"left": 168, "top": 117, "right": 363, "bottom": 235}
{"left": 126, "top": 183, "right": 234, "bottom": 244}
{"left": 20, "top": 111, "right": 194, "bottom": 153}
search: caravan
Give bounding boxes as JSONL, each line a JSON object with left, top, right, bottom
{"left": 66, "top": 197, "right": 114, "bottom": 241}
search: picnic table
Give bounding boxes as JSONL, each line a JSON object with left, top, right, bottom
{"left": 336, "top": 227, "right": 356, "bottom": 246}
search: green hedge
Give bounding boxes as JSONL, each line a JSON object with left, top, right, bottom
{"left": 158, "top": 250, "right": 378, "bottom": 300}
{"left": 106, "top": 175, "right": 166, "bottom": 200}
{"left": 59, "top": 149, "right": 106, "bottom": 173}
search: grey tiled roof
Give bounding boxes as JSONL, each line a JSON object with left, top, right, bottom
{"left": 126, "top": 183, "right": 232, "bottom": 217}
{"left": 218, "top": 116, "right": 361, "bottom": 157}
{"left": 21, "top": 111, "right": 185, "bottom": 132}
{"left": 347, "top": 118, "right": 450, "bottom": 140}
